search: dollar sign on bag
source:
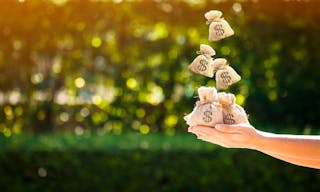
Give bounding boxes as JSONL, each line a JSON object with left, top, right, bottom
{"left": 197, "top": 59, "right": 208, "bottom": 72}
{"left": 225, "top": 113, "right": 235, "bottom": 124}
{"left": 221, "top": 71, "right": 231, "bottom": 84}
{"left": 214, "top": 24, "right": 224, "bottom": 37}
{"left": 203, "top": 110, "right": 212, "bottom": 123}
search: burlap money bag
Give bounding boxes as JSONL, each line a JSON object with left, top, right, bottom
{"left": 188, "top": 44, "right": 216, "bottom": 78}
{"left": 217, "top": 92, "right": 249, "bottom": 124}
{"left": 205, "top": 10, "right": 234, "bottom": 42}
{"left": 196, "top": 44, "right": 216, "bottom": 58}
{"left": 184, "top": 101, "right": 224, "bottom": 127}
{"left": 213, "top": 58, "right": 241, "bottom": 90}
{"left": 184, "top": 86, "right": 223, "bottom": 127}
{"left": 198, "top": 86, "right": 218, "bottom": 104}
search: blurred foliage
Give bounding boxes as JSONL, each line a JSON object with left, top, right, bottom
{"left": 1, "top": 0, "right": 320, "bottom": 135}
{"left": 0, "top": 132, "right": 217, "bottom": 151}
{"left": 0, "top": 133, "right": 320, "bottom": 191}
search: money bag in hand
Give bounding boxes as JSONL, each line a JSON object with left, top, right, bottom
{"left": 188, "top": 44, "right": 216, "bottom": 78}
{"left": 198, "top": 86, "right": 218, "bottom": 104}
{"left": 213, "top": 58, "right": 241, "bottom": 90}
{"left": 184, "top": 87, "right": 223, "bottom": 127}
{"left": 217, "top": 92, "right": 249, "bottom": 124}
{"left": 205, "top": 10, "right": 234, "bottom": 42}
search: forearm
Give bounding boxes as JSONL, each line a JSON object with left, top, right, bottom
{"left": 189, "top": 124, "right": 320, "bottom": 168}
{"left": 264, "top": 152, "right": 320, "bottom": 169}
{"left": 252, "top": 130, "right": 320, "bottom": 168}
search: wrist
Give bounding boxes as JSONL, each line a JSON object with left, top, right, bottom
{"left": 249, "top": 130, "right": 268, "bottom": 151}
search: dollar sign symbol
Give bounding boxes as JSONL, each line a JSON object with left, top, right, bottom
{"left": 203, "top": 110, "right": 212, "bottom": 123}
{"left": 197, "top": 59, "right": 208, "bottom": 72}
{"left": 220, "top": 72, "right": 231, "bottom": 84}
{"left": 214, "top": 24, "right": 224, "bottom": 37}
{"left": 225, "top": 113, "right": 235, "bottom": 124}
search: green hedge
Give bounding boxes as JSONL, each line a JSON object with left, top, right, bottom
{"left": 0, "top": 134, "right": 319, "bottom": 191}
{"left": 1, "top": 150, "right": 320, "bottom": 192}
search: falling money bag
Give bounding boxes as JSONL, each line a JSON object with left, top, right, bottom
{"left": 212, "top": 58, "right": 241, "bottom": 90}
{"left": 184, "top": 87, "right": 223, "bottom": 127}
{"left": 188, "top": 44, "right": 216, "bottom": 78}
{"left": 217, "top": 92, "right": 249, "bottom": 124}
{"left": 205, "top": 10, "right": 234, "bottom": 42}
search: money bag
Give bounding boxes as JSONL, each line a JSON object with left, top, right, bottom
{"left": 205, "top": 10, "right": 234, "bottom": 42}
{"left": 188, "top": 44, "right": 216, "bottom": 78}
{"left": 184, "top": 87, "right": 223, "bottom": 127}
{"left": 198, "top": 86, "right": 218, "bottom": 105}
{"left": 217, "top": 92, "right": 249, "bottom": 124}
{"left": 212, "top": 58, "right": 241, "bottom": 90}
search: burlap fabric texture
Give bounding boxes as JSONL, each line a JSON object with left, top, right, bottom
{"left": 205, "top": 10, "right": 234, "bottom": 42}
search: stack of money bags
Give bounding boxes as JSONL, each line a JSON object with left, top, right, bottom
{"left": 184, "top": 10, "right": 249, "bottom": 128}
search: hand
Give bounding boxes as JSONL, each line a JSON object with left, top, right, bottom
{"left": 188, "top": 124, "right": 260, "bottom": 149}
{"left": 189, "top": 124, "right": 320, "bottom": 169}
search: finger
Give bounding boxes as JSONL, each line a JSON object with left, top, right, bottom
{"left": 188, "top": 128, "right": 206, "bottom": 138}
{"left": 215, "top": 124, "right": 241, "bottom": 133}
{"left": 188, "top": 126, "right": 196, "bottom": 132}
{"left": 188, "top": 127, "right": 199, "bottom": 134}
{"left": 198, "top": 135, "right": 230, "bottom": 148}
{"left": 190, "top": 125, "right": 216, "bottom": 133}
{"left": 191, "top": 126, "right": 235, "bottom": 140}
{"left": 187, "top": 130, "right": 201, "bottom": 137}
{"left": 190, "top": 128, "right": 216, "bottom": 137}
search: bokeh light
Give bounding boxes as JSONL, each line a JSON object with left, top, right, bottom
{"left": 0, "top": 0, "right": 319, "bottom": 136}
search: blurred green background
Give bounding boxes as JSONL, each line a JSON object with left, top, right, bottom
{"left": 1, "top": 0, "right": 320, "bottom": 191}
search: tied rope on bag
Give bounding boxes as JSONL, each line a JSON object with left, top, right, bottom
{"left": 205, "top": 10, "right": 234, "bottom": 42}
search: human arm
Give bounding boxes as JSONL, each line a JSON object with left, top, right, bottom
{"left": 188, "top": 124, "right": 320, "bottom": 169}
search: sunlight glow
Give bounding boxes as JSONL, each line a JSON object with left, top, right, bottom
{"left": 51, "top": 0, "right": 68, "bottom": 5}
{"left": 126, "top": 78, "right": 138, "bottom": 90}
{"left": 232, "top": 3, "right": 242, "bottom": 13}
{"left": 38, "top": 167, "right": 47, "bottom": 178}
{"left": 31, "top": 73, "right": 44, "bottom": 84}
{"left": 52, "top": 58, "right": 62, "bottom": 74}
{"left": 59, "top": 112, "right": 70, "bottom": 122}
{"left": 74, "top": 126, "right": 84, "bottom": 135}
{"left": 92, "top": 95, "right": 102, "bottom": 105}
{"left": 164, "top": 115, "right": 178, "bottom": 128}
{"left": 139, "top": 124, "right": 150, "bottom": 134}
{"left": 75, "top": 77, "right": 86, "bottom": 88}
{"left": 147, "top": 22, "right": 168, "bottom": 41}
{"left": 135, "top": 108, "right": 145, "bottom": 118}
{"left": 9, "top": 90, "right": 22, "bottom": 105}
{"left": 80, "top": 107, "right": 90, "bottom": 117}
{"left": 146, "top": 83, "right": 164, "bottom": 105}
{"left": 236, "top": 94, "right": 245, "bottom": 105}
{"left": 91, "top": 37, "right": 102, "bottom": 48}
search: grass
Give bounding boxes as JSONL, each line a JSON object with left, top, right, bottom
{"left": 1, "top": 129, "right": 320, "bottom": 192}
{"left": 1, "top": 124, "right": 319, "bottom": 151}
{"left": 0, "top": 132, "right": 218, "bottom": 152}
